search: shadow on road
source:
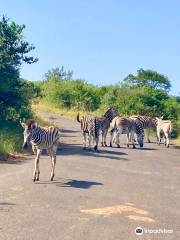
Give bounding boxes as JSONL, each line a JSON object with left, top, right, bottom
{"left": 36, "top": 178, "right": 103, "bottom": 189}
{"left": 60, "top": 179, "right": 103, "bottom": 189}
{"left": 58, "top": 142, "right": 128, "bottom": 161}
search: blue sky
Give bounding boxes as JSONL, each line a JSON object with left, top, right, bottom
{"left": 1, "top": 0, "right": 180, "bottom": 95}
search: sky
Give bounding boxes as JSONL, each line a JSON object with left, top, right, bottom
{"left": 1, "top": 0, "right": 180, "bottom": 95}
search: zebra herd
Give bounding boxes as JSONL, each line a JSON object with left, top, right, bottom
{"left": 21, "top": 108, "right": 173, "bottom": 181}
{"left": 76, "top": 108, "right": 173, "bottom": 150}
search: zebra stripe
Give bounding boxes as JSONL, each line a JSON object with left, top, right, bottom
{"left": 129, "top": 115, "right": 156, "bottom": 143}
{"left": 109, "top": 117, "right": 144, "bottom": 148}
{"left": 155, "top": 117, "right": 173, "bottom": 148}
{"left": 77, "top": 113, "right": 101, "bottom": 150}
{"left": 22, "top": 120, "right": 60, "bottom": 181}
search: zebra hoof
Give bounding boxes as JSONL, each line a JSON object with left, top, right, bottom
{"left": 133, "top": 145, "right": 136, "bottom": 149}
{"left": 104, "top": 143, "right": 107, "bottom": 147}
{"left": 127, "top": 144, "right": 129, "bottom": 148}
{"left": 167, "top": 145, "right": 169, "bottom": 148}
{"left": 94, "top": 145, "right": 98, "bottom": 151}
{"left": 148, "top": 140, "right": 151, "bottom": 143}
{"left": 117, "top": 144, "right": 120, "bottom": 148}
{"left": 109, "top": 143, "right": 112, "bottom": 147}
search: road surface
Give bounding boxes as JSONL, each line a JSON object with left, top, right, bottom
{"left": 0, "top": 112, "right": 180, "bottom": 240}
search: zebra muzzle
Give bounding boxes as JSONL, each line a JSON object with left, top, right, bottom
{"left": 22, "top": 142, "right": 28, "bottom": 149}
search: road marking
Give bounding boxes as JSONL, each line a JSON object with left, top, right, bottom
{"left": 81, "top": 204, "right": 148, "bottom": 217}
{"left": 11, "top": 186, "right": 24, "bottom": 192}
{"left": 127, "top": 215, "right": 155, "bottom": 223}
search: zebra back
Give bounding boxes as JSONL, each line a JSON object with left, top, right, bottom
{"left": 130, "top": 115, "right": 156, "bottom": 129}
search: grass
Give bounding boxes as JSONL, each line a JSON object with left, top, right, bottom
{"left": 32, "top": 101, "right": 91, "bottom": 119}
{"left": 0, "top": 121, "right": 23, "bottom": 158}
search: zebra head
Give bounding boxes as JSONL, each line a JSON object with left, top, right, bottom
{"left": 103, "top": 107, "right": 117, "bottom": 121}
{"left": 21, "top": 120, "right": 38, "bottom": 149}
{"left": 135, "top": 121, "right": 144, "bottom": 148}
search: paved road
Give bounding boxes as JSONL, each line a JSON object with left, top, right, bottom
{"left": 0, "top": 113, "right": 180, "bottom": 240}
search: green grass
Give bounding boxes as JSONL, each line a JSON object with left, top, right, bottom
{"left": 0, "top": 121, "right": 23, "bottom": 157}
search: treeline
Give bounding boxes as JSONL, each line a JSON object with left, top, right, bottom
{"left": 36, "top": 67, "right": 180, "bottom": 137}
{"left": 0, "top": 16, "right": 39, "bottom": 156}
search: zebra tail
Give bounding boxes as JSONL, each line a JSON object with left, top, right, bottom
{"left": 95, "top": 118, "right": 98, "bottom": 139}
{"left": 77, "top": 112, "right": 80, "bottom": 123}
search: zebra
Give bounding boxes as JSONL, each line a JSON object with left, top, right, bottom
{"left": 77, "top": 113, "right": 101, "bottom": 150}
{"left": 129, "top": 115, "right": 156, "bottom": 143}
{"left": 21, "top": 120, "right": 60, "bottom": 181}
{"left": 100, "top": 108, "right": 118, "bottom": 146}
{"left": 109, "top": 117, "right": 144, "bottom": 148}
{"left": 155, "top": 117, "right": 173, "bottom": 148}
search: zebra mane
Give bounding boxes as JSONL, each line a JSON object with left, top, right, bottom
{"left": 103, "top": 107, "right": 117, "bottom": 118}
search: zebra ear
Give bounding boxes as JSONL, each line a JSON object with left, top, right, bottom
{"left": 20, "top": 121, "right": 26, "bottom": 128}
{"left": 160, "top": 116, "right": 164, "bottom": 120}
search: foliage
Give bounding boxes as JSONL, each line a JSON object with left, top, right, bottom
{"left": 122, "top": 68, "right": 171, "bottom": 91}
{"left": 0, "top": 16, "right": 39, "bottom": 157}
{"left": 0, "top": 16, "right": 39, "bottom": 121}
{"left": 37, "top": 67, "right": 180, "bottom": 139}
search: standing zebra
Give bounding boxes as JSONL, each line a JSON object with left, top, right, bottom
{"left": 77, "top": 113, "right": 101, "bottom": 150}
{"left": 155, "top": 117, "right": 173, "bottom": 148}
{"left": 21, "top": 120, "right": 60, "bottom": 181}
{"left": 129, "top": 115, "right": 156, "bottom": 143}
{"left": 109, "top": 117, "right": 144, "bottom": 148}
{"left": 100, "top": 108, "right": 118, "bottom": 146}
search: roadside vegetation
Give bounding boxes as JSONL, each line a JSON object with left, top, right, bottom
{"left": 35, "top": 67, "right": 180, "bottom": 139}
{"left": 0, "top": 16, "right": 39, "bottom": 157}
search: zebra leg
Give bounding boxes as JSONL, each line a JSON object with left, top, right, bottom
{"left": 157, "top": 129, "right": 161, "bottom": 145}
{"left": 147, "top": 128, "right": 151, "bottom": 143}
{"left": 101, "top": 131, "right": 104, "bottom": 146}
{"left": 33, "top": 149, "right": 41, "bottom": 182}
{"left": 131, "top": 131, "right": 136, "bottom": 148}
{"left": 50, "top": 155, "right": 56, "bottom": 181}
{"left": 109, "top": 129, "right": 114, "bottom": 147}
{"left": 164, "top": 132, "right": 169, "bottom": 148}
{"left": 116, "top": 132, "right": 120, "bottom": 148}
{"left": 94, "top": 135, "right": 99, "bottom": 151}
{"left": 32, "top": 144, "right": 37, "bottom": 155}
{"left": 127, "top": 132, "right": 130, "bottom": 147}
{"left": 82, "top": 131, "right": 87, "bottom": 150}
{"left": 88, "top": 134, "right": 92, "bottom": 149}
{"left": 103, "top": 129, "right": 108, "bottom": 147}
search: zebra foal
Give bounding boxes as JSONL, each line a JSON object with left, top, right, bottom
{"left": 155, "top": 117, "right": 173, "bottom": 148}
{"left": 21, "top": 120, "right": 60, "bottom": 181}
{"left": 109, "top": 117, "right": 144, "bottom": 148}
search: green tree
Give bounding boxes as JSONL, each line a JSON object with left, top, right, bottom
{"left": 122, "top": 68, "right": 171, "bottom": 91}
{"left": 0, "top": 16, "right": 38, "bottom": 120}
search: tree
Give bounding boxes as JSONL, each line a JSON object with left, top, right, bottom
{"left": 44, "top": 67, "right": 73, "bottom": 81}
{"left": 122, "top": 68, "right": 171, "bottom": 91}
{"left": 0, "top": 16, "right": 38, "bottom": 120}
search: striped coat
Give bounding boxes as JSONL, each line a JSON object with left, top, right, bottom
{"left": 109, "top": 116, "right": 144, "bottom": 148}
{"left": 21, "top": 120, "right": 60, "bottom": 181}
{"left": 129, "top": 115, "right": 156, "bottom": 143}
{"left": 100, "top": 108, "right": 118, "bottom": 146}
{"left": 77, "top": 113, "right": 101, "bottom": 150}
{"left": 155, "top": 117, "right": 173, "bottom": 147}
